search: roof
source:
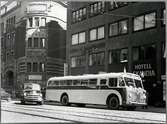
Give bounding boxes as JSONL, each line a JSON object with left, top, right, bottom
{"left": 48, "top": 72, "right": 141, "bottom": 81}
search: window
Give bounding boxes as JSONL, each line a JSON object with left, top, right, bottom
{"left": 109, "top": 19, "right": 128, "bottom": 37}
{"left": 81, "top": 80, "right": 88, "bottom": 86}
{"left": 33, "top": 62, "right": 38, "bottom": 72}
{"left": 73, "top": 80, "right": 80, "bottom": 86}
{"left": 35, "top": 17, "right": 39, "bottom": 27}
{"left": 79, "top": 32, "right": 85, "bottom": 44}
{"left": 72, "top": 34, "right": 78, "bottom": 45}
{"left": 28, "top": 38, "right": 32, "bottom": 48}
{"left": 71, "top": 56, "right": 85, "bottom": 68}
{"left": 133, "top": 12, "right": 156, "bottom": 31}
{"left": 132, "top": 44, "right": 156, "bottom": 61}
{"left": 109, "top": 48, "right": 128, "bottom": 64}
{"left": 41, "top": 18, "right": 46, "bottom": 26}
{"left": 72, "top": 7, "right": 86, "bottom": 23}
{"left": 109, "top": 78, "right": 117, "bottom": 87}
{"left": 1, "top": 22, "right": 4, "bottom": 34}
{"left": 109, "top": 2, "right": 128, "bottom": 10}
{"left": 90, "top": 26, "right": 104, "bottom": 41}
{"left": 29, "top": 17, "right": 33, "bottom": 27}
{"left": 100, "top": 79, "right": 106, "bottom": 85}
{"left": 39, "top": 63, "right": 44, "bottom": 72}
{"left": 89, "top": 52, "right": 104, "bottom": 66}
{"left": 27, "top": 63, "right": 31, "bottom": 72}
{"left": 90, "top": 2, "right": 105, "bottom": 16}
{"left": 40, "top": 38, "right": 45, "bottom": 48}
{"left": 145, "top": 12, "right": 156, "bottom": 28}
{"left": 90, "top": 29, "right": 97, "bottom": 41}
{"left": 119, "top": 20, "right": 128, "bottom": 34}
{"left": 109, "top": 23, "right": 118, "bottom": 36}
{"left": 34, "top": 38, "right": 38, "bottom": 47}
{"left": 120, "top": 49, "right": 128, "bottom": 63}
{"left": 72, "top": 31, "right": 86, "bottom": 45}
{"left": 89, "top": 79, "right": 97, "bottom": 88}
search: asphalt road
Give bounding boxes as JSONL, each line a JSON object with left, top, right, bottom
{"left": 1, "top": 100, "right": 166, "bottom": 123}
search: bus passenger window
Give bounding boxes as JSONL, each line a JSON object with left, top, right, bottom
{"left": 67, "top": 80, "right": 72, "bottom": 86}
{"left": 109, "top": 78, "right": 117, "bottom": 87}
{"left": 60, "top": 80, "right": 67, "bottom": 86}
{"left": 73, "top": 80, "right": 80, "bottom": 86}
{"left": 100, "top": 79, "right": 106, "bottom": 85}
{"left": 53, "top": 81, "right": 59, "bottom": 86}
{"left": 119, "top": 78, "right": 125, "bottom": 86}
{"left": 81, "top": 80, "right": 88, "bottom": 86}
{"left": 89, "top": 79, "right": 97, "bottom": 88}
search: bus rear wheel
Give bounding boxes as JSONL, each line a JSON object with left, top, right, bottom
{"left": 61, "top": 95, "right": 69, "bottom": 106}
{"left": 107, "top": 96, "right": 119, "bottom": 110}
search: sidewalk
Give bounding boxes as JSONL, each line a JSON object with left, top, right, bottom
{"left": 136, "top": 106, "right": 166, "bottom": 113}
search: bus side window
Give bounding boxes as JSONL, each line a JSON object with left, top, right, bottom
{"left": 81, "top": 80, "right": 88, "bottom": 86}
{"left": 119, "top": 78, "right": 125, "bottom": 86}
{"left": 89, "top": 79, "right": 97, "bottom": 88}
{"left": 67, "top": 80, "right": 72, "bottom": 86}
{"left": 73, "top": 80, "right": 80, "bottom": 86}
{"left": 100, "top": 79, "right": 107, "bottom": 85}
{"left": 53, "top": 81, "right": 59, "bottom": 86}
{"left": 109, "top": 78, "right": 117, "bottom": 87}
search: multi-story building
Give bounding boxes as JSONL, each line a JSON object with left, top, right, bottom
{"left": 0, "top": 1, "right": 66, "bottom": 97}
{"left": 66, "top": 2, "right": 166, "bottom": 106}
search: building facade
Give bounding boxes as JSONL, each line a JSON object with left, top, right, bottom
{"left": 66, "top": 2, "right": 166, "bottom": 106}
{"left": 0, "top": 1, "right": 66, "bottom": 97}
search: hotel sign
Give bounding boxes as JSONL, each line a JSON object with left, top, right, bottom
{"left": 133, "top": 63, "right": 156, "bottom": 77}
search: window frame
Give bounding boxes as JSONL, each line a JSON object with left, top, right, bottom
{"left": 133, "top": 11, "right": 157, "bottom": 32}
{"left": 71, "top": 31, "right": 86, "bottom": 45}
{"left": 89, "top": 2, "right": 105, "bottom": 17}
{"left": 89, "top": 51, "right": 105, "bottom": 66}
{"left": 89, "top": 25, "right": 105, "bottom": 41}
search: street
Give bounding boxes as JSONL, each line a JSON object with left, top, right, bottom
{"left": 1, "top": 100, "right": 166, "bottom": 123}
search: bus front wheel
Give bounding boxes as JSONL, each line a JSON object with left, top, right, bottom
{"left": 107, "top": 96, "right": 119, "bottom": 110}
{"left": 61, "top": 95, "right": 69, "bottom": 106}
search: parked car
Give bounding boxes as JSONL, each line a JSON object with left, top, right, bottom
{"left": 1, "top": 88, "right": 11, "bottom": 101}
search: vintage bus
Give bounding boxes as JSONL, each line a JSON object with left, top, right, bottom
{"left": 45, "top": 72, "right": 147, "bottom": 110}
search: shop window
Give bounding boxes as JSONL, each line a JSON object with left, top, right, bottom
{"left": 27, "top": 63, "right": 31, "bottom": 72}
{"left": 71, "top": 55, "right": 85, "bottom": 68}
{"left": 109, "top": 50, "right": 120, "bottom": 64}
{"left": 33, "top": 62, "right": 38, "bottom": 72}
{"left": 89, "top": 52, "right": 104, "bottom": 66}
{"left": 120, "top": 49, "right": 128, "bottom": 63}
{"left": 34, "top": 38, "right": 38, "bottom": 47}
{"left": 132, "top": 44, "right": 156, "bottom": 61}
{"left": 28, "top": 38, "right": 32, "bottom": 48}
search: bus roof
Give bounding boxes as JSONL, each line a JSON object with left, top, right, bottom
{"left": 48, "top": 72, "right": 141, "bottom": 81}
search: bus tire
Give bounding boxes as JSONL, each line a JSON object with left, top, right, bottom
{"left": 61, "top": 95, "right": 69, "bottom": 106}
{"left": 107, "top": 95, "right": 119, "bottom": 110}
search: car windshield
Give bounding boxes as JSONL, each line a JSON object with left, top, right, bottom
{"left": 124, "top": 77, "right": 135, "bottom": 87}
{"left": 134, "top": 79, "right": 143, "bottom": 88}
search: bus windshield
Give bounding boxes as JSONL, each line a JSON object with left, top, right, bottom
{"left": 124, "top": 77, "right": 135, "bottom": 87}
{"left": 134, "top": 79, "right": 143, "bottom": 88}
